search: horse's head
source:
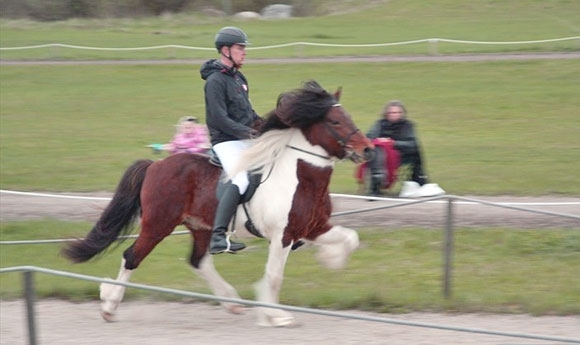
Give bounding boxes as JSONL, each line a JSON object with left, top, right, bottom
{"left": 312, "top": 102, "right": 375, "bottom": 163}
{"left": 267, "top": 80, "right": 373, "bottom": 163}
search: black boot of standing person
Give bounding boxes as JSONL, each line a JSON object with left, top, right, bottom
{"left": 209, "top": 184, "right": 246, "bottom": 254}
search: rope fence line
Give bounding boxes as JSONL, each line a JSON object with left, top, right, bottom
{"left": 1, "top": 266, "right": 579, "bottom": 344}
{"left": 1, "top": 36, "right": 579, "bottom": 51}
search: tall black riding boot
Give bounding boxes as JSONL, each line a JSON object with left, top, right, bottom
{"left": 210, "top": 184, "right": 246, "bottom": 254}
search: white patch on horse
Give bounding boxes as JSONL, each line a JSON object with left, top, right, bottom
{"left": 231, "top": 128, "right": 332, "bottom": 240}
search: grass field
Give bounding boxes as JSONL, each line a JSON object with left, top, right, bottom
{"left": 1, "top": 0, "right": 579, "bottom": 316}
{"left": 1, "top": 221, "right": 579, "bottom": 315}
{"left": 1, "top": 60, "right": 579, "bottom": 195}
{"left": 1, "top": 0, "right": 579, "bottom": 194}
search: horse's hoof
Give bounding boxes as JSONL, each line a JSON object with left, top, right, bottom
{"left": 226, "top": 304, "right": 245, "bottom": 315}
{"left": 257, "top": 315, "right": 299, "bottom": 328}
{"left": 275, "top": 317, "right": 301, "bottom": 328}
{"left": 100, "top": 311, "right": 115, "bottom": 322}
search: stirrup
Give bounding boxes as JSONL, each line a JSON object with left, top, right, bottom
{"left": 210, "top": 233, "right": 246, "bottom": 255}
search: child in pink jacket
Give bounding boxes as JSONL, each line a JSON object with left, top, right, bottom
{"left": 150, "top": 116, "right": 210, "bottom": 155}
{"left": 169, "top": 116, "right": 210, "bottom": 154}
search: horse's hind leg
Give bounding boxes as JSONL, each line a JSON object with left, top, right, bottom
{"left": 100, "top": 228, "right": 173, "bottom": 321}
{"left": 100, "top": 257, "right": 133, "bottom": 322}
{"left": 313, "top": 225, "right": 359, "bottom": 269}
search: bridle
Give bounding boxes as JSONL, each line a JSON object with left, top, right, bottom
{"left": 286, "top": 104, "right": 361, "bottom": 161}
{"left": 322, "top": 104, "right": 361, "bottom": 149}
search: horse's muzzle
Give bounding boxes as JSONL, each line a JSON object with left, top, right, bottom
{"left": 346, "top": 146, "right": 374, "bottom": 164}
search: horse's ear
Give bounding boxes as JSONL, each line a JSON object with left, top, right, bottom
{"left": 334, "top": 86, "right": 342, "bottom": 102}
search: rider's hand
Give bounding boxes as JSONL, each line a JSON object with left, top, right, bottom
{"left": 249, "top": 129, "right": 260, "bottom": 139}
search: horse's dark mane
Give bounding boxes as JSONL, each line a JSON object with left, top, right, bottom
{"left": 260, "top": 80, "right": 337, "bottom": 134}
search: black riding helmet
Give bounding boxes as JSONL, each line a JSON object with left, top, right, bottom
{"left": 214, "top": 26, "right": 250, "bottom": 52}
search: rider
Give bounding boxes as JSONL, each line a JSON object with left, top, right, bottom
{"left": 200, "top": 26, "right": 263, "bottom": 254}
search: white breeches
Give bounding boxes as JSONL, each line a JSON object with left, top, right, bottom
{"left": 213, "top": 140, "right": 251, "bottom": 194}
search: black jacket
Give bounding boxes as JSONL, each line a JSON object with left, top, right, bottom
{"left": 200, "top": 59, "right": 261, "bottom": 145}
{"left": 366, "top": 118, "right": 419, "bottom": 155}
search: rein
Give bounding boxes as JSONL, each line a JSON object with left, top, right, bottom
{"left": 286, "top": 145, "right": 331, "bottom": 160}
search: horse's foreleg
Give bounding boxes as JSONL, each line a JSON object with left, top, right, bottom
{"left": 100, "top": 258, "right": 133, "bottom": 322}
{"left": 189, "top": 233, "right": 244, "bottom": 314}
{"left": 313, "top": 225, "right": 359, "bottom": 269}
{"left": 254, "top": 238, "right": 295, "bottom": 327}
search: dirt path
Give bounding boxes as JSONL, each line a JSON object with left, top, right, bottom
{"left": 2, "top": 52, "right": 580, "bottom": 66}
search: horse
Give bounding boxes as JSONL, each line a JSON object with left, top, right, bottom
{"left": 62, "top": 80, "right": 374, "bottom": 327}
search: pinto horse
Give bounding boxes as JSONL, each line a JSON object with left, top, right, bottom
{"left": 62, "top": 80, "right": 374, "bottom": 327}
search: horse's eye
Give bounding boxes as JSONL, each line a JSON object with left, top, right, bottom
{"left": 329, "top": 119, "right": 340, "bottom": 126}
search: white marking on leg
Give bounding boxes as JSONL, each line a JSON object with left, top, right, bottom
{"left": 100, "top": 258, "right": 133, "bottom": 321}
{"left": 313, "top": 225, "right": 359, "bottom": 269}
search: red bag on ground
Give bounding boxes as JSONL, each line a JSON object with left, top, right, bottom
{"left": 355, "top": 139, "right": 401, "bottom": 189}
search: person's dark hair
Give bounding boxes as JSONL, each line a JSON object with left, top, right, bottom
{"left": 214, "top": 26, "right": 250, "bottom": 52}
{"left": 382, "top": 100, "right": 407, "bottom": 117}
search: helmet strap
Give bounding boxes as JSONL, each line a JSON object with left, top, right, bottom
{"left": 221, "top": 46, "right": 241, "bottom": 70}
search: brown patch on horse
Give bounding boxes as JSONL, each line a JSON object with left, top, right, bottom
{"left": 282, "top": 160, "right": 333, "bottom": 247}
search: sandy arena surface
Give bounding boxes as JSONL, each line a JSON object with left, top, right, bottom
{"left": 1, "top": 191, "right": 579, "bottom": 344}
{"left": 1, "top": 299, "right": 579, "bottom": 345}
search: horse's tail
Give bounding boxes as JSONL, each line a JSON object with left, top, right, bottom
{"left": 62, "top": 159, "right": 154, "bottom": 263}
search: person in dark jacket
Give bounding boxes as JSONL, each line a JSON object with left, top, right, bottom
{"left": 366, "top": 100, "right": 445, "bottom": 198}
{"left": 200, "top": 26, "right": 263, "bottom": 254}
